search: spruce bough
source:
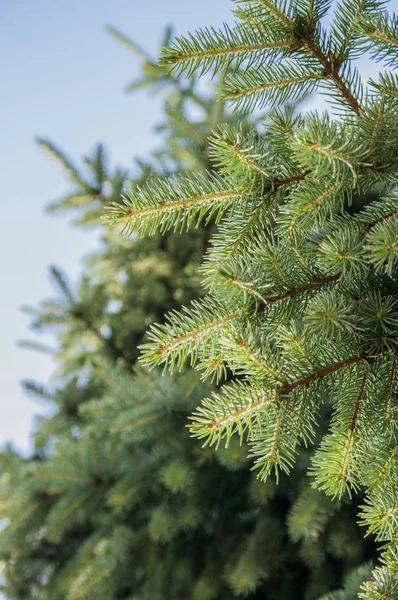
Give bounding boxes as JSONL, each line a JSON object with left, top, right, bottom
{"left": 107, "top": 1, "right": 398, "bottom": 596}
{"left": 3, "top": 27, "right": 377, "bottom": 599}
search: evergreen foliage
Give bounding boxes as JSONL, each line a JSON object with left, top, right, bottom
{"left": 105, "top": 1, "right": 398, "bottom": 596}
{"left": 0, "top": 23, "right": 377, "bottom": 600}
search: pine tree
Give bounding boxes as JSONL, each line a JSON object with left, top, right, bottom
{"left": 0, "top": 20, "right": 373, "bottom": 600}
{"left": 105, "top": 1, "right": 398, "bottom": 597}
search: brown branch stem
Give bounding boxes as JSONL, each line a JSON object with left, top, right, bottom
{"left": 279, "top": 354, "right": 364, "bottom": 395}
{"left": 304, "top": 36, "right": 362, "bottom": 114}
{"left": 264, "top": 273, "right": 341, "bottom": 304}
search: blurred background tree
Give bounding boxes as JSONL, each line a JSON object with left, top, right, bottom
{"left": 0, "top": 24, "right": 377, "bottom": 600}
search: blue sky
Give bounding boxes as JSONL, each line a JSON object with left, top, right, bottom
{"left": 1, "top": 0, "right": 232, "bottom": 454}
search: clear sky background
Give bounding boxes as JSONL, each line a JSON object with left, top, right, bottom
{"left": 1, "top": 0, "right": 232, "bottom": 455}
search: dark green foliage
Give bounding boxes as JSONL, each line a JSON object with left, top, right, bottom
{"left": 1, "top": 9, "right": 393, "bottom": 599}
{"left": 107, "top": 1, "right": 398, "bottom": 597}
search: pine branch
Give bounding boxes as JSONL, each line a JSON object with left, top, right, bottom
{"left": 364, "top": 215, "right": 398, "bottom": 275}
{"left": 221, "top": 334, "right": 287, "bottom": 383}
{"left": 220, "top": 62, "right": 324, "bottom": 111}
{"left": 139, "top": 296, "right": 244, "bottom": 371}
{"left": 105, "top": 172, "right": 255, "bottom": 236}
{"left": 359, "top": 479, "right": 398, "bottom": 542}
{"left": 36, "top": 139, "right": 88, "bottom": 188}
{"left": 159, "top": 23, "right": 295, "bottom": 76}
{"left": 49, "top": 266, "right": 75, "bottom": 305}
{"left": 264, "top": 273, "right": 341, "bottom": 305}
{"left": 329, "top": 0, "right": 383, "bottom": 63}
{"left": 279, "top": 353, "right": 364, "bottom": 395}
{"left": 189, "top": 380, "right": 275, "bottom": 447}
{"left": 106, "top": 26, "right": 150, "bottom": 59}
{"left": 370, "top": 71, "right": 398, "bottom": 98}
{"left": 358, "top": 10, "right": 398, "bottom": 66}
{"left": 100, "top": 2, "right": 398, "bottom": 595}
{"left": 210, "top": 122, "right": 309, "bottom": 187}
{"left": 256, "top": 0, "right": 296, "bottom": 28}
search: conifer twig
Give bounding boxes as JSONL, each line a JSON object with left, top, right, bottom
{"left": 303, "top": 36, "right": 363, "bottom": 113}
